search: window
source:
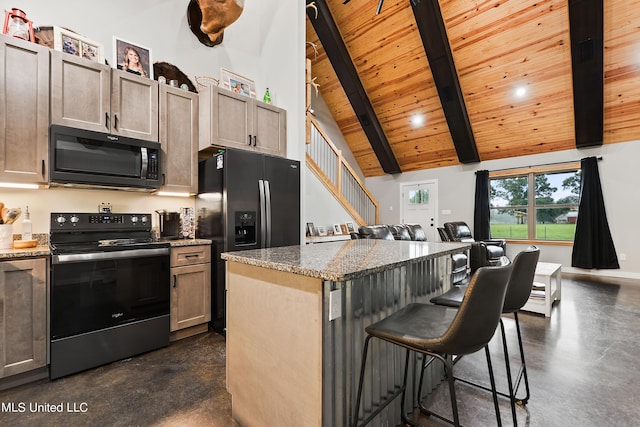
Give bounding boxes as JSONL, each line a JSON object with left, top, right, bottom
{"left": 408, "top": 189, "right": 429, "bottom": 204}
{"left": 489, "top": 165, "right": 581, "bottom": 241}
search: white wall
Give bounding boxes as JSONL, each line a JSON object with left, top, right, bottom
{"left": 2, "top": 0, "right": 305, "bottom": 236}
{"left": 365, "top": 140, "right": 640, "bottom": 279}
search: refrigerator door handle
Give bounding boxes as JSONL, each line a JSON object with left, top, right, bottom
{"left": 258, "top": 179, "right": 267, "bottom": 248}
{"left": 265, "top": 180, "right": 272, "bottom": 247}
{"left": 259, "top": 180, "right": 267, "bottom": 248}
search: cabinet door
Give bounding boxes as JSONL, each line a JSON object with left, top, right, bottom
{"left": 159, "top": 85, "right": 198, "bottom": 193}
{"left": 0, "top": 258, "right": 47, "bottom": 378}
{"left": 254, "top": 101, "right": 287, "bottom": 158}
{"left": 170, "top": 264, "right": 211, "bottom": 332}
{"left": 0, "top": 35, "right": 49, "bottom": 184}
{"left": 50, "top": 50, "right": 111, "bottom": 133}
{"left": 111, "top": 69, "right": 159, "bottom": 141}
{"left": 205, "top": 87, "right": 253, "bottom": 151}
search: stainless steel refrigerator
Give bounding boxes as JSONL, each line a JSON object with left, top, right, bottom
{"left": 196, "top": 148, "right": 301, "bottom": 332}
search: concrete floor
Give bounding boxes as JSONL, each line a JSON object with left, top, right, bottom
{"left": 1, "top": 274, "right": 639, "bottom": 426}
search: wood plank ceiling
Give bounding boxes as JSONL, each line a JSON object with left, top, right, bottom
{"left": 305, "top": 0, "right": 640, "bottom": 177}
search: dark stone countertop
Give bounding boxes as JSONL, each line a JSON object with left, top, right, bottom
{"left": 221, "top": 239, "right": 469, "bottom": 281}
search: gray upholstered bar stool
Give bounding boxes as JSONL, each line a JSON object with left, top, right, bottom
{"left": 352, "top": 264, "right": 512, "bottom": 427}
{"left": 430, "top": 246, "right": 540, "bottom": 426}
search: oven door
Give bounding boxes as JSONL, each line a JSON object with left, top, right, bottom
{"left": 50, "top": 247, "right": 170, "bottom": 340}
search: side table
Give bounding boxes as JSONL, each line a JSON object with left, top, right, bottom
{"left": 521, "top": 262, "right": 561, "bottom": 317}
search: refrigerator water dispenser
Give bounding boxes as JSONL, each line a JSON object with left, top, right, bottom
{"left": 235, "top": 211, "right": 256, "bottom": 245}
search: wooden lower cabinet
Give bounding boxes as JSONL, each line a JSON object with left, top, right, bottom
{"left": 0, "top": 258, "right": 47, "bottom": 380}
{"left": 170, "top": 245, "right": 211, "bottom": 340}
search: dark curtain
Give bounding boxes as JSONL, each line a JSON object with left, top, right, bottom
{"left": 473, "top": 170, "right": 491, "bottom": 240}
{"left": 571, "top": 157, "right": 619, "bottom": 269}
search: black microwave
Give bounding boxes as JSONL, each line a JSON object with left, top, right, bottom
{"left": 49, "top": 125, "right": 161, "bottom": 189}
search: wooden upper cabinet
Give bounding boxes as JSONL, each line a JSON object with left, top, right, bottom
{"left": 0, "top": 35, "right": 49, "bottom": 184}
{"left": 254, "top": 101, "right": 286, "bottom": 157}
{"left": 159, "top": 85, "right": 198, "bottom": 194}
{"left": 50, "top": 50, "right": 110, "bottom": 133}
{"left": 199, "top": 86, "right": 286, "bottom": 158}
{"left": 0, "top": 258, "right": 47, "bottom": 379}
{"left": 50, "top": 51, "right": 158, "bottom": 141}
{"left": 110, "top": 69, "right": 159, "bottom": 141}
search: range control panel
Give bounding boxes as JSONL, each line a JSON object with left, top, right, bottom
{"left": 51, "top": 213, "right": 151, "bottom": 232}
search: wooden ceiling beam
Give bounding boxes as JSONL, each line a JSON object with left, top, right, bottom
{"left": 306, "top": 0, "right": 401, "bottom": 174}
{"left": 568, "top": 0, "right": 604, "bottom": 148}
{"left": 410, "top": 0, "right": 479, "bottom": 164}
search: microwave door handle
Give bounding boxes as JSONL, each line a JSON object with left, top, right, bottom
{"left": 141, "top": 147, "right": 148, "bottom": 178}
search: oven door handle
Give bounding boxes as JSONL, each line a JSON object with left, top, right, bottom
{"left": 52, "top": 247, "right": 170, "bottom": 264}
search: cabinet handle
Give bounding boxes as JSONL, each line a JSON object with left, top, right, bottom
{"left": 185, "top": 254, "right": 199, "bottom": 259}
{"left": 173, "top": 275, "right": 177, "bottom": 288}
{"left": 114, "top": 114, "right": 119, "bottom": 131}
{"left": 253, "top": 135, "right": 257, "bottom": 146}
{"left": 105, "top": 112, "right": 110, "bottom": 129}
{"left": 248, "top": 134, "right": 252, "bottom": 145}
{"left": 41, "top": 159, "right": 45, "bottom": 177}
{"left": 162, "top": 173, "right": 166, "bottom": 186}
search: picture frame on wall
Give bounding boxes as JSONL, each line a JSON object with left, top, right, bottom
{"left": 53, "top": 26, "right": 103, "bottom": 63}
{"left": 113, "top": 37, "right": 152, "bottom": 78}
{"left": 221, "top": 68, "right": 256, "bottom": 98}
{"left": 346, "top": 222, "right": 356, "bottom": 233}
{"left": 317, "top": 226, "right": 327, "bottom": 237}
{"left": 340, "top": 224, "right": 349, "bottom": 235}
{"left": 333, "top": 224, "right": 343, "bottom": 235}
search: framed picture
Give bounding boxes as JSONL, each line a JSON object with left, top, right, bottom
{"left": 306, "top": 222, "right": 317, "bottom": 237}
{"left": 317, "top": 226, "right": 327, "bottom": 236}
{"left": 346, "top": 222, "right": 356, "bottom": 233}
{"left": 333, "top": 224, "right": 343, "bottom": 235}
{"left": 113, "top": 37, "right": 152, "bottom": 78}
{"left": 53, "top": 26, "right": 103, "bottom": 63}
{"left": 221, "top": 68, "right": 256, "bottom": 98}
{"left": 340, "top": 224, "right": 349, "bottom": 235}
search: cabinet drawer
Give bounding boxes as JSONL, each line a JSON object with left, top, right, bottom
{"left": 171, "top": 245, "right": 211, "bottom": 267}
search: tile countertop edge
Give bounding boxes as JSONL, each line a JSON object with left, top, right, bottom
{"left": 168, "top": 239, "right": 212, "bottom": 247}
{"left": 0, "top": 246, "right": 51, "bottom": 260}
{"left": 221, "top": 241, "right": 470, "bottom": 282}
{"left": 0, "top": 239, "right": 213, "bottom": 260}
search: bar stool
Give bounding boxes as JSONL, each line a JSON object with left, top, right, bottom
{"left": 430, "top": 246, "right": 540, "bottom": 426}
{"left": 352, "top": 263, "right": 512, "bottom": 427}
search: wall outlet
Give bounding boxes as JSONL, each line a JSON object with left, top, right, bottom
{"left": 619, "top": 253, "right": 626, "bottom": 261}
{"left": 442, "top": 209, "right": 451, "bottom": 215}
{"left": 329, "top": 289, "right": 342, "bottom": 321}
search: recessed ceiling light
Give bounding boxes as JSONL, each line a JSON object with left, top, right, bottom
{"left": 515, "top": 86, "right": 528, "bottom": 98}
{"left": 411, "top": 114, "right": 425, "bottom": 127}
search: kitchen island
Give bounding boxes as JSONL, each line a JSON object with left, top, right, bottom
{"left": 221, "top": 239, "right": 469, "bottom": 427}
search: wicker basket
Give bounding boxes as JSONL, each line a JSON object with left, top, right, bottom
{"left": 195, "top": 76, "right": 220, "bottom": 91}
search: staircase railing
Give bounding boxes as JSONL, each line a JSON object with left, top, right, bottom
{"left": 305, "top": 116, "right": 379, "bottom": 226}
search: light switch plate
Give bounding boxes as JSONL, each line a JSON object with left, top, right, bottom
{"left": 329, "top": 289, "right": 342, "bottom": 321}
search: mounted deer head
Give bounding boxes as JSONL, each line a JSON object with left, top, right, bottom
{"left": 196, "top": 0, "right": 245, "bottom": 46}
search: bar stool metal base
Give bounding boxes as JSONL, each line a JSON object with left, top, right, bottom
{"left": 353, "top": 336, "right": 503, "bottom": 427}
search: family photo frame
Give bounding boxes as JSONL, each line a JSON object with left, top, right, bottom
{"left": 53, "top": 26, "right": 103, "bottom": 63}
{"left": 113, "top": 37, "right": 152, "bottom": 78}
{"left": 221, "top": 68, "right": 256, "bottom": 98}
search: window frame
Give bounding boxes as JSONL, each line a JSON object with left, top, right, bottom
{"left": 489, "top": 162, "right": 581, "bottom": 245}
